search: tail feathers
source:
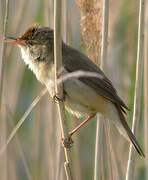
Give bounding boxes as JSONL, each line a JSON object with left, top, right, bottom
{"left": 115, "top": 105, "right": 145, "bottom": 158}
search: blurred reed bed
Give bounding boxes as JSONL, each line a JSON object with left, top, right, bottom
{"left": 0, "top": 0, "right": 147, "bottom": 180}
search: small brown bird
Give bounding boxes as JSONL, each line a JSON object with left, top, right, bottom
{"left": 6, "top": 24, "right": 144, "bottom": 157}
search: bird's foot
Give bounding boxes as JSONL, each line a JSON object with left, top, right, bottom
{"left": 61, "top": 136, "right": 74, "bottom": 149}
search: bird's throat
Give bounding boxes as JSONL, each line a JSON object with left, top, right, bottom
{"left": 19, "top": 46, "right": 47, "bottom": 82}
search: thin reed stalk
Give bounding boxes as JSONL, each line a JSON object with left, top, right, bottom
{"left": 54, "top": 1, "right": 73, "bottom": 179}
{"left": 55, "top": 2, "right": 68, "bottom": 178}
{"left": 103, "top": 121, "right": 113, "bottom": 180}
{"left": 0, "top": 0, "right": 9, "bottom": 179}
{"left": 6, "top": 106, "right": 32, "bottom": 180}
{"left": 94, "top": 0, "right": 109, "bottom": 179}
{"left": 56, "top": 143, "right": 63, "bottom": 180}
{"left": 0, "top": 88, "right": 47, "bottom": 155}
{"left": 63, "top": 0, "right": 68, "bottom": 43}
{"left": 105, "top": 120, "right": 123, "bottom": 180}
{"left": 94, "top": 114, "right": 103, "bottom": 180}
{"left": 0, "top": 0, "right": 9, "bottom": 104}
{"left": 126, "top": 0, "right": 145, "bottom": 179}
{"left": 144, "top": 1, "right": 148, "bottom": 179}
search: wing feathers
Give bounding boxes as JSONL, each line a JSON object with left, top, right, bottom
{"left": 63, "top": 44, "right": 128, "bottom": 111}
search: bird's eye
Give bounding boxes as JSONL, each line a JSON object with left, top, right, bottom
{"left": 31, "top": 28, "right": 36, "bottom": 33}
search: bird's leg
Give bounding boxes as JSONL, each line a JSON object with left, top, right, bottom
{"left": 68, "top": 114, "right": 96, "bottom": 139}
{"left": 53, "top": 93, "right": 73, "bottom": 149}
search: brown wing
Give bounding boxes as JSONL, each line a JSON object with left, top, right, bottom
{"left": 62, "top": 43, "right": 128, "bottom": 112}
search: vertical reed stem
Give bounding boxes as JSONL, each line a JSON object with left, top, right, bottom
{"left": 126, "top": 0, "right": 145, "bottom": 179}
{"left": 0, "top": 0, "right": 9, "bottom": 107}
{"left": 0, "top": 0, "right": 9, "bottom": 179}
{"left": 94, "top": 0, "right": 109, "bottom": 179}
{"left": 54, "top": 1, "right": 73, "bottom": 179}
{"left": 144, "top": 1, "right": 148, "bottom": 179}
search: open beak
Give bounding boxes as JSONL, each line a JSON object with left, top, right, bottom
{"left": 5, "top": 37, "right": 25, "bottom": 46}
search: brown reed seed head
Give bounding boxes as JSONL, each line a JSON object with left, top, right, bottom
{"left": 78, "top": 0, "right": 102, "bottom": 66}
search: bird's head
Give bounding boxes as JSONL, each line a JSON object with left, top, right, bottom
{"left": 6, "top": 24, "right": 54, "bottom": 63}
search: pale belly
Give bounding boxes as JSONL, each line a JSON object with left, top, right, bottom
{"left": 63, "top": 78, "right": 108, "bottom": 118}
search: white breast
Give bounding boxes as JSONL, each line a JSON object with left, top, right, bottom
{"left": 19, "top": 46, "right": 55, "bottom": 96}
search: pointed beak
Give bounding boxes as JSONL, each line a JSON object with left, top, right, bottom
{"left": 5, "top": 37, "right": 26, "bottom": 46}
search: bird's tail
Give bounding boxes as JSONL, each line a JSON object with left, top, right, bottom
{"left": 105, "top": 102, "right": 145, "bottom": 157}
{"left": 115, "top": 104, "right": 144, "bottom": 157}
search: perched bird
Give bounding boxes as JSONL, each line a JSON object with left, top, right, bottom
{"left": 6, "top": 24, "right": 144, "bottom": 157}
